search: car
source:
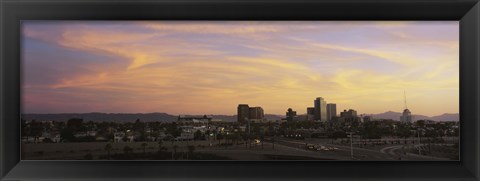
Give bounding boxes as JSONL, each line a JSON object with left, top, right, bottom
{"left": 327, "top": 146, "right": 338, "bottom": 151}
{"left": 315, "top": 145, "right": 327, "bottom": 151}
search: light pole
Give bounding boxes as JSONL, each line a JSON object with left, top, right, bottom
{"left": 247, "top": 118, "right": 251, "bottom": 149}
{"left": 417, "top": 128, "right": 421, "bottom": 155}
{"left": 272, "top": 127, "right": 277, "bottom": 150}
{"left": 347, "top": 132, "right": 354, "bottom": 160}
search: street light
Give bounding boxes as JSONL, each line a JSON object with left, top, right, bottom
{"left": 417, "top": 128, "right": 422, "bottom": 155}
{"left": 346, "top": 131, "right": 354, "bottom": 160}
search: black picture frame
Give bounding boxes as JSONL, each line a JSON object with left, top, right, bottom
{"left": 1, "top": 0, "right": 479, "bottom": 180}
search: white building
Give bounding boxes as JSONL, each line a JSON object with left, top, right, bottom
{"left": 400, "top": 109, "right": 413, "bottom": 122}
{"left": 400, "top": 91, "right": 413, "bottom": 122}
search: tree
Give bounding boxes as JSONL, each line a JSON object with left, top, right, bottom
{"left": 123, "top": 146, "right": 133, "bottom": 156}
{"left": 67, "top": 118, "right": 84, "bottom": 132}
{"left": 187, "top": 145, "right": 195, "bottom": 159}
{"left": 141, "top": 143, "right": 148, "bottom": 156}
{"left": 231, "top": 132, "right": 241, "bottom": 146}
{"left": 30, "top": 120, "right": 44, "bottom": 142}
{"left": 396, "top": 123, "right": 412, "bottom": 144}
{"left": 194, "top": 130, "right": 203, "bottom": 141}
{"left": 172, "top": 145, "right": 178, "bottom": 160}
{"left": 84, "top": 153, "right": 93, "bottom": 160}
{"left": 157, "top": 140, "right": 165, "bottom": 152}
{"left": 163, "top": 135, "right": 175, "bottom": 147}
{"left": 205, "top": 130, "right": 211, "bottom": 141}
{"left": 330, "top": 131, "right": 347, "bottom": 141}
{"left": 104, "top": 143, "right": 112, "bottom": 159}
{"left": 21, "top": 119, "right": 28, "bottom": 140}
{"left": 360, "top": 121, "right": 382, "bottom": 139}
{"left": 134, "top": 119, "right": 146, "bottom": 141}
{"left": 216, "top": 133, "right": 224, "bottom": 145}
{"left": 165, "top": 122, "right": 182, "bottom": 137}
{"left": 60, "top": 128, "right": 75, "bottom": 142}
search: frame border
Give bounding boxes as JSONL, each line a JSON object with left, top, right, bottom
{"left": 1, "top": 0, "right": 479, "bottom": 180}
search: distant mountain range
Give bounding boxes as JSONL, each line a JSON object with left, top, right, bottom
{"left": 22, "top": 112, "right": 285, "bottom": 122}
{"left": 22, "top": 113, "right": 178, "bottom": 122}
{"left": 366, "top": 111, "right": 459, "bottom": 122}
{"left": 204, "top": 114, "right": 284, "bottom": 122}
{"left": 22, "top": 111, "right": 458, "bottom": 122}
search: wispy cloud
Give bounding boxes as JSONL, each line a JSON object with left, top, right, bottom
{"left": 22, "top": 21, "right": 459, "bottom": 116}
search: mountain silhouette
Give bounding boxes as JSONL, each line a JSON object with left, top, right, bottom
{"left": 21, "top": 112, "right": 285, "bottom": 122}
{"left": 366, "top": 111, "right": 459, "bottom": 121}
{"left": 22, "top": 111, "right": 458, "bottom": 122}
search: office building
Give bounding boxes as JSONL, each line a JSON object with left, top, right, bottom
{"left": 340, "top": 109, "right": 357, "bottom": 118}
{"left": 237, "top": 104, "right": 250, "bottom": 123}
{"left": 400, "top": 91, "right": 413, "bottom": 122}
{"left": 307, "top": 107, "right": 315, "bottom": 121}
{"left": 249, "top": 107, "right": 265, "bottom": 120}
{"left": 314, "top": 97, "right": 327, "bottom": 121}
{"left": 400, "top": 109, "right": 413, "bottom": 122}
{"left": 326, "top": 103, "right": 337, "bottom": 121}
{"left": 339, "top": 109, "right": 361, "bottom": 125}
{"left": 238, "top": 104, "right": 265, "bottom": 122}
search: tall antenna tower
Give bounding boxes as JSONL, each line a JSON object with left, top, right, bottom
{"left": 404, "top": 90, "right": 408, "bottom": 109}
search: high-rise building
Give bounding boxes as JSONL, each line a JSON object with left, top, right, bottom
{"left": 400, "top": 109, "right": 413, "bottom": 122}
{"left": 326, "top": 103, "right": 337, "bottom": 121}
{"left": 286, "top": 108, "right": 297, "bottom": 122}
{"left": 339, "top": 109, "right": 361, "bottom": 125}
{"left": 314, "top": 97, "right": 327, "bottom": 121}
{"left": 249, "top": 107, "right": 264, "bottom": 120}
{"left": 400, "top": 91, "right": 413, "bottom": 122}
{"left": 237, "top": 104, "right": 250, "bottom": 123}
{"left": 306, "top": 107, "right": 315, "bottom": 121}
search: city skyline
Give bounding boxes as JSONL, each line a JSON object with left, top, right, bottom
{"left": 22, "top": 21, "right": 459, "bottom": 116}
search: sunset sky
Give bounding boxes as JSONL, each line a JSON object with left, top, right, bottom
{"left": 22, "top": 21, "right": 459, "bottom": 116}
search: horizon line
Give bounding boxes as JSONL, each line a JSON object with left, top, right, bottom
{"left": 21, "top": 111, "right": 460, "bottom": 117}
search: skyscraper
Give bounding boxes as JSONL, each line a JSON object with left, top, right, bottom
{"left": 326, "top": 103, "right": 337, "bottom": 121}
{"left": 314, "top": 97, "right": 327, "bottom": 121}
{"left": 400, "top": 109, "right": 413, "bottom": 122}
{"left": 249, "top": 107, "right": 264, "bottom": 120}
{"left": 237, "top": 104, "right": 250, "bottom": 123}
{"left": 400, "top": 91, "right": 413, "bottom": 122}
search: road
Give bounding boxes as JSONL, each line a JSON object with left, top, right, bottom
{"left": 23, "top": 139, "right": 452, "bottom": 160}
{"left": 380, "top": 144, "right": 449, "bottom": 160}
{"left": 274, "top": 138, "right": 395, "bottom": 160}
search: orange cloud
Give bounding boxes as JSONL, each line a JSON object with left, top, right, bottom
{"left": 22, "top": 21, "right": 459, "bottom": 116}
